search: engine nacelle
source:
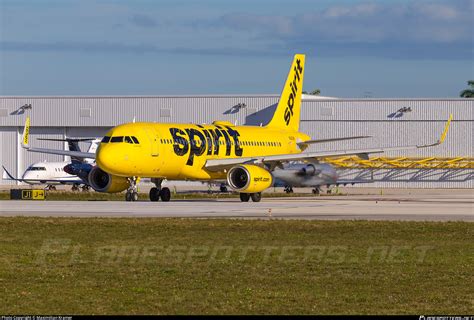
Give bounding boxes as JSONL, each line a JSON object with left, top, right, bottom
{"left": 88, "top": 166, "right": 129, "bottom": 193}
{"left": 227, "top": 164, "right": 273, "bottom": 193}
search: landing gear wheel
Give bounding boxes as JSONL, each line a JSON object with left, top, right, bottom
{"left": 125, "top": 177, "right": 139, "bottom": 202}
{"left": 250, "top": 192, "right": 262, "bottom": 202}
{"left": 312, "top": 188, "right": 320, "bottom": 195}
{"left": 284, "top": 186, "right": 294, "bottom": 193}
{"left": 149, "top": 187, "right": 160, "bottom": 202}
{"left": 220, "top": 184, "right": 228, "bottom": 193}
{"left": 240, "top": 193, "right": 250, "bottom": 202}
{"left": 160, "top": 187, "right": 171, "bottom": 202}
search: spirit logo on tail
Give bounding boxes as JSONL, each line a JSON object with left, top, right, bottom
{"left": 285, "top": 58, "right": 303, "bottom": 125}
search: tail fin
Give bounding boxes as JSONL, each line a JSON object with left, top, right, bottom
{"left": 21, "top": 117, "right": 30, "bottom": 148}
{"left": 266, "top": 54, "right": 305, "bottom": 131}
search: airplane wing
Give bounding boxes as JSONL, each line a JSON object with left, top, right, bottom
{"left": 24, "top": 147, "right": 96, "bottom": 159}
{"left": 297, "top": 136, "right": 371, "bottom": 147}
{"left": 37, "top": 138, "right": 98, "bottom": 142}
{"left": 2, "top": 165, "right": 84, "bottom": 184}
{"left": 20, "top": 117, "right": 96, "bottom": 159}
{"left": 205, "top": 114, "right": 453, "bottom": 172}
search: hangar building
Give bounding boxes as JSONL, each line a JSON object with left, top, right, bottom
{"left": 0, "top": 95, "right": 472, "bottom": 188}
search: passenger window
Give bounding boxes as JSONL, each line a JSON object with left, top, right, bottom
{"left": 110, "top": 136, "right": 124, "bottom": 143}
{"left": 131, "top": 136, "right": 139, "bottom": 144}
{"left": 102, "top": 136, "right": 111, "bottom": 143}
{"left": 124, "top": 136, "right": 133, "bottom": 144}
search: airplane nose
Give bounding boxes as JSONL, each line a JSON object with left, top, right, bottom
{"left": 96, "top": 147, "right": 110, "bottom": 170}
{"left": 96, "top": 145, "right": 120, "bottom": 175}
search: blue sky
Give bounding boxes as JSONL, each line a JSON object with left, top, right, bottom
{"left": 0, "top": 0, "right": 472, "bottom": 97}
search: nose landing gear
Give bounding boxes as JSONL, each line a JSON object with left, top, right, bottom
{"left": 125, "top": 177, "right": 139, "bottom": 202}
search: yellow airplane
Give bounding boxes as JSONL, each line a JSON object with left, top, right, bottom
{"left": 22, "top": 54, "right": 453, "bottom": 202}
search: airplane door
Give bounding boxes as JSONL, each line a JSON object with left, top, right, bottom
{"left": 145, "top": 127, "right": 160, "bottom": 157}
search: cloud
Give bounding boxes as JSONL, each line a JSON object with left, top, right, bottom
{"left": 210, "top": 0, "right": 473, "bottom": 59}
{"left": 0, "top": 40, "right": 269, "bottom": 57}
{"left": 1, "top": 0, "right": 471, "bottom": 60}
{"left": 129, "top": 14, "right": 158, "bottom": 28}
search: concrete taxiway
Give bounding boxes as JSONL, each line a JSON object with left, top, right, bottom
{"left": 0, "top": 191, "right": 473, "bottom": 221}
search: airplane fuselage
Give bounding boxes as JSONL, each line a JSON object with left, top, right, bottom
{"left": 96, "top": 121, "right": 311, "bottom": 181}
{"left": 22, "top": 161, "right": 77, "bottom": 184}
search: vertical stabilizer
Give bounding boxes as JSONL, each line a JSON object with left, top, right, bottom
{"left": 266, "top": 54, "right": 305, "bottom": 131}
{"left": 21, "top": 117, "right": 30, "bottom": 148}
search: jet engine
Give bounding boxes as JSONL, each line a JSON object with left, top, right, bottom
{"left": 227, "top": 164, "right": 273, "bottom": 193}
{"left": 88, "top": 166, "right": 129, "bottom": 193}
{"left": 296, "top": 164, "right": 319, "bottom": 176}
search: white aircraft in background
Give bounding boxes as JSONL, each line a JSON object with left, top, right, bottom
{"left": 2, "top": 138, "right": 100, "bottom": 190}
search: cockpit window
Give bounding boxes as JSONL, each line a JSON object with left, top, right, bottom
{"left": 131, "top": 136, "right": 139, "bottom": 144}
{"left": 124, "top": 136, "right": 133, "bottom": 144}
{"left": 28, "top": 167, "right": 46, "bottom": 171}
{"left": 110, "top": 136, "right": 124, "bottom": 143}
{"left": 101, "top": 136, "right": 111, "bottom": 143}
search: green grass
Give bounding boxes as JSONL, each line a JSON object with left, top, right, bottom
{"left": 0, "top": 218, "right": 472, "bottom": 314}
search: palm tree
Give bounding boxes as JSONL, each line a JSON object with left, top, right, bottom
{"left": 460, "top": 80, "right": 474, "bottom": 98}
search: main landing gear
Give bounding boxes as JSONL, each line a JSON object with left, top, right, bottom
{"left": 125, "top": 177, "right": 139, "bottom": 202}
{"left": 149, "top": 178, "right": 171, "bottom": 202}
{"left": 239, "top": 192, "right": 262, "bottom": 202}
{"left": 284, "top": 185, "right": 294, "bottom": 193}
{"left": 219, "top": 183, "right": 228, "bottom": 193}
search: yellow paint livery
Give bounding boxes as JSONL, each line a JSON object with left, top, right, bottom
{"left": 22, "top": 117, "right": 30, "bottom": 147}
{"left": 96, "top": 54, "right": 310, "bottom": 182}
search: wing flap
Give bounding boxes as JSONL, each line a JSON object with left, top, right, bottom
{"left": 297, "top": 135, "right": 371, "bottom": 147}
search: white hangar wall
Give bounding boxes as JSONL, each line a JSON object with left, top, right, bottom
{"left": 0, "top": 96, "right": 472, "bottom": 188}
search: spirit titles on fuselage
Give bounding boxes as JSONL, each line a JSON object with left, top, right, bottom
{"left": 169, "top": 125, "right": 243, "bottom": 166}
